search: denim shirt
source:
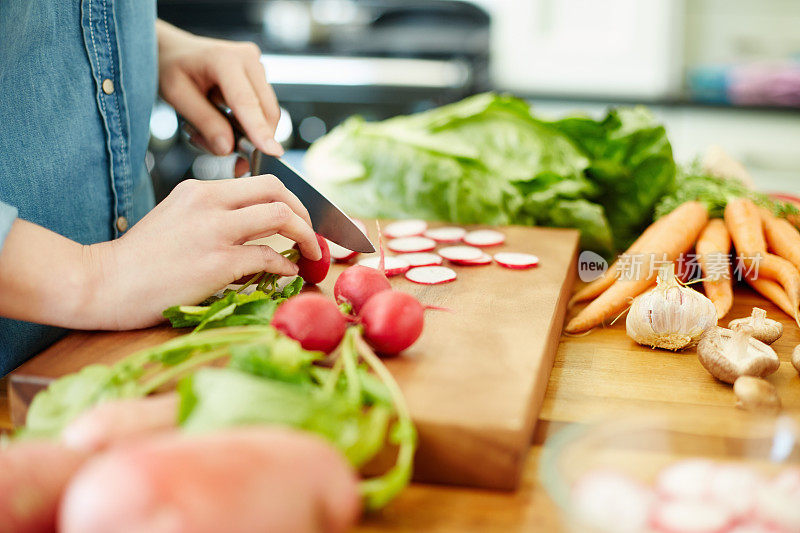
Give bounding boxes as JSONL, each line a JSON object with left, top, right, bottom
{"left": 0, "top": 0, "right": 157, "bottom": 374}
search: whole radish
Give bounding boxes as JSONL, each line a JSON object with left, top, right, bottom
{"left": 272, "top": 294, "right": 346, "bottom": 353}
{"left": 334, "top": 265, "right": 391, "bottom": 314}
{"left": 359, "top": 290, "right": 424, "bottom": 356}
{"left": 295, "top": 234, "right": 331, "bottom": 285}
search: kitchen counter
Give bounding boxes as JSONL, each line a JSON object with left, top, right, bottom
{"left": 2, "top": 285, "right": 798, "bottom": 532}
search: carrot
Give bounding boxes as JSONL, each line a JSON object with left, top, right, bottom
{"left": 760, "top": 208, "right": 800, "bottom": 272}
{"left": 695, "top": 219, "right": 733, "bottom": 319}
{"left": 746, "top": 277, "right": 796, "bottom": 318}
{"left": 570, "top": 204, "right": 689, "bottom": 306}
{"left": 565, "top": 202, "right": 709, "bottom": 333}
{"left": 725, "top": 198, "right": 800, "bottom": 322}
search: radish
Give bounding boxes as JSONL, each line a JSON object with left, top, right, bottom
{"left": 728, "top": 522, "right": 777, "bottom": 533}
{"left": 334, "top": 265, "right": 391, "bottom": 314}
{"left": 271, "top": 294, "right": 346, "bottom": 353}
{"left": 295, "top": 234, "right": 331, "bottom": 285}
{"left": 359, "top": 290, "right": 425, "bottom": 356}
{"left": 449, "top": 252, "right": 492, "bottom": 266}
{"left": 707, "top": 465, "right": 764, "bottom": 517}
{"left": 384, "top": 219, "right": 427, "bottom": 238}
{"left": 405, "top": 266, "right": 457, "bottom": 285}
{"left": 437, "top": 245, "right": 483, "bottom": 262}
{"left": 424, "top": 226, "right": 466, "bottom": 243}
{"left": 494, "top": 252, "right": 539, "bottom": 269}
{"left": 656, "top": 459, "right": 717, "bottom": 501}
{"left": 463, "top": 229, "right": 505, "bottom": 247}
{"left": 387, "top": 237, "right": 436, "bottom": 254}
{"left": 61, "top": 394, "right": 179, "bottom": 453}
{"left": 571, "top": 470, "right": 654, "bottom": 533}
{"left": 650, "top": 500, "right": 736, "bottom": 533}
{"left": 402, "top": 253, "right": 443, "bottom": 268}
{"left": 0, "top": 441, "right": 89, "bottom": 533}
{"left": 59, "top": 428, "right": 361, "bottom": 533}
{"left": 327, "top": 240, "right": 358, "bottom": 262}
{"left": 755, "top": 473, "right": 800, "bottom": 531}
{"left": 357, "top": 256, "right": 410, "bottom": 277}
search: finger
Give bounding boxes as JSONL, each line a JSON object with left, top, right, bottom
{"left": 245, "top": 60, "right": 281, "bottom": 136}
{"left": 211, "top": 175, "right": 313, "bottom": 227}
{"left": 162, "top": 71, "right": 233, "bottom": 155}
{"left": 231, "top": 202, "right": 321, "bottom": 260}
{"left": 214, "top": 63, "right": 283, "bottom": 156}
{"left": 232, "top": 244, "right": 299, "bottom": 278}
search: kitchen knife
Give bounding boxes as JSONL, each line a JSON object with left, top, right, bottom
{"left": 186, "top": 97, "right": 375, "bottom": 253}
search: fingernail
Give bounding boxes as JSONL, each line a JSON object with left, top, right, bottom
{"left": 266, "top": 138, "right": 284, "bottom": 156}
{"left": 213, "top": 135, "right": 230, "bottom": 155}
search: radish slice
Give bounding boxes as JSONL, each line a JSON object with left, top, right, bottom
{"left": 328, "top": 240, "right": 358, "bottom": 262}
{"left": 438, "top": 245, "right": 483, "bottom": 262}
{"left": 384, "top": 219, "right": 427, "bottom": 238}
{"left": 707, "top": 465, "right": 764, "bottom": 517}
{"left": 424, "top": 226, "right": 466, "bottom": 243}
{"left": 650, "top": 500, "right": 736, "bottom": 533}
{"left": 755, "top": 475, "right": 800, "bottom": 531}
{"left": 357, "top": 256, "right": 410, "bottom": 277}
{"left": 728, "top": 522, "right": 777, "bottom": 533}
{"left": 387, "top": 236, "right": 437, "bottom": 254}
{"left": 656, "top": 459, "right": 717, "bottom": 501}
{"left": 571, "top": 471, "right": 654, "bottom": 533}
{"left": 353, "top": 219, "right": 368, "bottom": 234}
{"left": 494, "top": 252, "right": 539, "bottom": 269}
{"left": 402, "top": 252, "right": 443, "bottom": 268}
{"left": 463, "top": 229, "right": 505, "bottom": 247}
{"left": 405, "top": 266, "right": 456, "bottom": 285}
{"left": 450, "top": 252, "right": 492, "bottom": 266}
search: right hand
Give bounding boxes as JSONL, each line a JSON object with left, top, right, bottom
{"left": 86, "top": 175, "right": 321, "bottom": 330}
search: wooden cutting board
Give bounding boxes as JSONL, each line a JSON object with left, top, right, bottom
{"left": 7, "top": 224, "right": 579, "bottom": 490}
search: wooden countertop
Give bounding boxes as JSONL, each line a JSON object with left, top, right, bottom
{"left": 2, "top": 286, "right": 799, "bottom": 532}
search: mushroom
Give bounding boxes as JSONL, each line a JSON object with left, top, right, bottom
{"left": 733, "top": 376, "right": 781, "bottom": 413}
{"left": 793, "top": 344, "right": 800, "bottom": 374}
{"left": 696, "top": 326, "right": 780, "bottom": 384}
{"left": 728, "top": 307, "right": 783, "bottom": 345}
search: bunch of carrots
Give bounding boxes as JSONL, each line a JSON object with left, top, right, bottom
{"left": 565, "top": 198, "right": 800, "bottom": 334}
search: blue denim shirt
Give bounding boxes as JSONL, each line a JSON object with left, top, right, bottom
{"left": 0, "top": 0, "right": 157, "bottom": 374}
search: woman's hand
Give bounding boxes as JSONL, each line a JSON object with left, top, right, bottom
{"left": 156, "top": 20, "right": 283, "bottom": 157}
{"left": 89, "top": 176, "right": 322, "bottom": 329}
{"left": 0, "top": 176, "right": 321, "bottom": 331}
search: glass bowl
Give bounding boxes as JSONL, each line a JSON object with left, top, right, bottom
{"left": 539, "top": 413, "right": 800, "bottom": 533}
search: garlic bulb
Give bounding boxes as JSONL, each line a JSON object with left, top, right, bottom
{"left": 626, "top": 263, "right": 717, "bottom": 350}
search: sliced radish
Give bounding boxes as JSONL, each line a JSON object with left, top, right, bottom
{"left": 384, "top": 219, "right": 427, "bottom": 239}
{"left": 771, "top": 467, "right": 800, "bottom": 494}
{"left": 387, "top": 236, "right": 436, "bottom": 254}
{"left": 494, "top": 252, "right": 539, "bottom": 269}
{"left": 357, "top": 256, "right": 410, "bottom": 277}
{"left": 650, "top": 500, "right": 736, "bottom": 533}
{"left": 405, "top": 266, "right": 456, "bottom": 285}
{"left": 424, "top": 226, "right": 466, "bottom": 243}
{"left": 707, "top": 465, "right": 764, "bottom": 517}
{"left": 328, "top": 240, "right": 358, "bottom": 262}
{"left": 656, "top": 459, "right": 717, "bottom": 501}
{"left": 728, "top": 521, "right": 777, "bottom": 533}
{"left": 755, "top": 474, "right": 800, "bottom": 531}
{"left": 437, "top": 245, "right": 483, "bottom": 262}
{"left": 450, "top": 252, "right": 492, "bottom": 266}
{"left": 571, "top": 471, "right": 654, "bottom": 533}
{"left": 402, "top": 252, "right": 443, "bottom": 268}
{"left": 463, "top": 229, "right": 505, "bottom": 247}
{"left": 353, "top": 218, "right": 368, "bottom": 234}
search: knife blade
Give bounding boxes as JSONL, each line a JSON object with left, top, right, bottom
{"left": 188, "top": 94, "right": 375, "bottom": 253}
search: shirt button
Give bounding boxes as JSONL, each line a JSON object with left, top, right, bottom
{"left": 102, "top": 78, "right": 115, "bottom": 95}
{"left": 116, "top": 216, "right": 128, "bottom": 232}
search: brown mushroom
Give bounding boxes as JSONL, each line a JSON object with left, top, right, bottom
{"left": 696, "top": 326, "right": 780, "bottom": 384}
{"left": 728, "top": 307, "right": 783, "bottom": 345}
{"left": 733, "top": 376, "right": 781, "bottom": 413}
{"left": 793, "top": 344, "right": 800, "bottom": 374}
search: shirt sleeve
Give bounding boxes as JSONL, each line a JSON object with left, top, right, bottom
{"left": 0, "top": 200, "right": 19, "bottom": 252}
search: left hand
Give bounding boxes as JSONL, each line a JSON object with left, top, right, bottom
{"left": 156, "top": 20, "right": 284, "bottom": 157}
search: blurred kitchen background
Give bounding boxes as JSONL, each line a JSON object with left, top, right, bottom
{"left": 148, "top": 0, "right": 800, "bottom": 200}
